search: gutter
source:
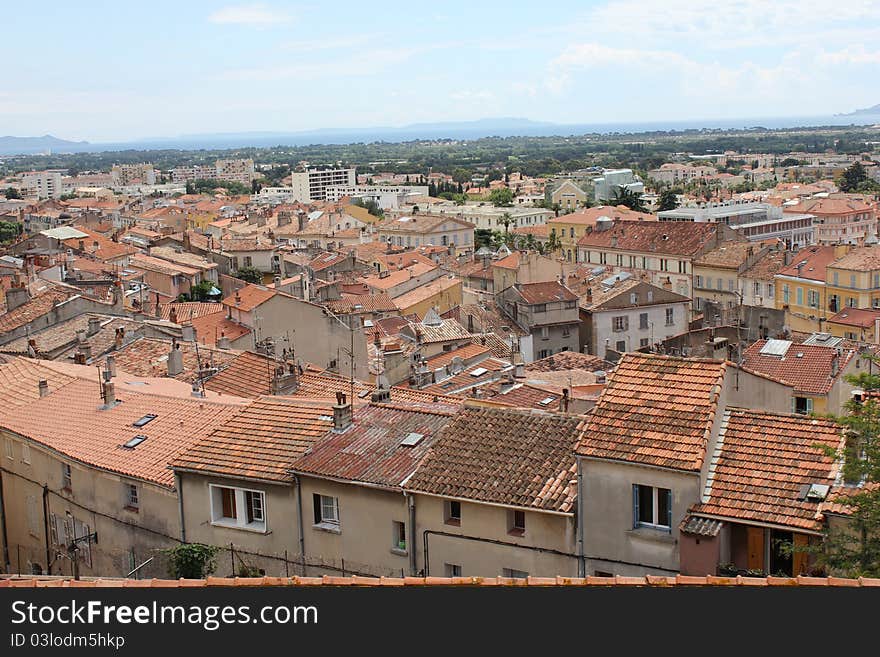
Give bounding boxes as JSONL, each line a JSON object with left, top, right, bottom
{"left": 42, "top": 484, "right": 51, "bottom": 574}
{"left": 576, "top": 459, "right": 585, "bottom": 577}
{"left": 293, "top": 474, "right": 306, "bottom": 577}
{"left": 0, "top": 470, "right": 9, "bottom": 570}
{"left": 405, "top": 492, "right": 417, "bottom": 576}
{"left": 174, "top": 472, "right": 186, "bottom": 543}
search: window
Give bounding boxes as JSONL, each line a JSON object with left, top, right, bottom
{"left": 313, "top": 494, "right": 339, "bottom": 527}
{"left": 445, "top": 563, "right": 462, "bottom": 577}
{"left": 783, "top": 284, "right": 790, "bottom": 304}
{"left": 640, "top": 338, "right": 649, "bottom": 348}
{"left": 4, "top": 438, "right": 12, "bottom": 461}
{"left": 562, "top": 327, "right": 571, "bottom": 338}
{"left": 768, "top": 283, "right": 774, "bottom": 298}
{"left": 633, "top": 484, "right": 672, "bottom": 530}
{"left": 695, "top": 275, "right": 703, "bottom": 289}
{"left": 639, "top": 313, "right": 648, "bottom": 330}
{"left": 502, "top": 568, "right": 529, "bottom": 579}
{"left": 793, "top": 397, "right": 814, "bottom": 415}
{"left": 659, "top": 259, "right": 668, "bottom": 272}
{"left": 665, "top": 308, "right": 674, "bottom": 326}
{"left": 62, "top": 463, "right": 72, "bottom": 490}
{"left": 21, "top": 442, "right": 30, "bottom": 464}
{"left": 211, "top": 485, "right": 267, "bottom": 532}
{"left": 533, "top": 303, "right": 547, "bottom": 313}
{"left": 616, "top": 340, "right": 626, "bottom": 352}
{"left": 445, "top": 500, "right": 461, "bottom": 525}
{"left": 612, "top": 316, "right": 629, "bottom": 332}
{"left": 508, "top": 509, "right": 526, "bottom": 536}
{"left": 796, "top": 287, "right": 803, "bottom": 306}
{"left": 540, "top": 326, "right": 549, "bottom": 340}
{"left": 754, "top": 281, "right": 761, "bottom": 296}
{"left": 727, "top": 279, "right": 734, "bottom": 292}
{"left": 538, "top": 349, "right": 550, "bottom": 359}
{"left": 564, "top": 300, "right": 576, "bottom": 310}
{"left": 243, "top": 256, "right": 253, "bottom": 268}
{"left": 392, "top": 521, "right": 407, "bottom": 552}
{"left": 716, "top": 278, "right": 723, "bottom": 291}
{"left": 630, "top": 293, "right": 638, "bottom": 305}
{"left": 807, "top": 290, "right": 820, "bottom": 308}
{"left": 126, "top": 483, "right": 139, "bottom": 510}
{"left": 851, "top": 274, "right": 857, "bottom": 289}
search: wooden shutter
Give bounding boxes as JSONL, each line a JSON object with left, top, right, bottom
{"left": 747, "top": 527, "right": 765, "bottom": 572}
{"left": 632, "top": 485, "right": 639, "bottom": 528}
{"left": 792, "top": 534, "right": 809, "bottom": 575}
{"left": 313, "top": 494, "right": 322, "bottom": 524}
{"left": 221, "top": 488, "right": 236, "bottom": 519}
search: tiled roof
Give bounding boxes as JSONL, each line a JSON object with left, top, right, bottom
{"left": 776, "top": 245, "right": 836, "bottom": 281}
{"left": 408, "top": 318, "right": 473, "bottom": 344}
{"left": 690, "top": 408, "right": 843, "bottom": 532}
{"left": 203, "top": 351, "right": 296, "bottom": 398}
{"left": 479, "top": 381, "right": 566, "bottom": 410}
{"left": 493, "top": 252, "right": 521, "bottom": 270}
{"left": 783, "top": 198, "right": 874, "bottom": 215}
{"left": 218, "top": 238, "right": 275, "bottom": 252}
{"left": 679, "top": 515, "right": 723, "bottom": 537}
{"left": 0, "top": 314, "right": 140, "bottom": 358}
{"left": 0, "top": 378, "right": 240, "bottom": 487}
{"left": 159, "top": 302, "right": 223, "bottom": 323}
{"left": 309, "top": 251, "right": 350, "bottom": 272}
{"left": 190, "top": 313, "right": 251, "bottom": 346}
{"left": 741, "top": 249, "right": 788, "bottom": 281}
{"left": 292, "top": 402, "right": 457, "bottom": 487}
{"left": 741, "top": 340, "right": 854, "bottom": 395}
{"left": 576, "top": 353, "right": 726, "bottom": 472}
{"left": 549, "top": 205, "right": 656, "bottom": 227}
{"left": 694, "top": 242, "right": 758, "bottom": 269}
{"left": 828, "top": 246, "right": 880, "bottom": 271}
{"left": 515, "top": 281, "right": 578, "bottom": 304}
{"left": 394, "top": 276, "right": 461, "bottom": 311}
{"left": 62, "top": 227, "right": 136, "bottom": 262}
{"left": 0, "top": 286, "right": 79, "bottom": 333}
{"left": 405, "top": 404, "right": 582, "bottom": 513}
{"left": 326, "top": 293, "right": 397, "bottom": 314}
{"left": 359, "top": 262, "right": 438, "bottom": 291}
{"left": 470, "top": 333, "right": 515, "bottom": 359}
{"left": 827, "top": 308, "right": 880, "bottom": 328}
{"left": 525, "top": 351, "right": 611, "bottom": 373}
{"left": 424, "top": 343, "right": 491, "bottom": 369}
{"left": 149, "top": 246, "right": 217, "bottom": 271}
{"left": 108, "top": 337, "right": 238, "bottom": 383}
{"left": 420, "top": 357, "right": 511, "bottom": 395}
{"left": 221, "top": 284, "right": 276, "bottom": 312}
{"left": 5, "top": 575, "right": 880, "bottom": 587}
{"left": 0, "top": 355, "right": 77, "bottom": 416}
{"left": 171, "top": 397, "right": 336, "bottom": 483}
{"left": 577, "top": 220, "right": 723, "bottom": 257}
{"left": 130, "top": 253, "right": 200, "bottom": 277}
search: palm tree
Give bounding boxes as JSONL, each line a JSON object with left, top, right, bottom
{"left": 607, "top": 186, "right": 648, "bottom": 212}
{"left": 499, "top": 212, "right": 513, "bottom": 235}
{"left": 546, "top": 229, "right": 562, "bottom": 255}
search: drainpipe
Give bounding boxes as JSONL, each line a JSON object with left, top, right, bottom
{"left": 576, "top": 458, "right": 585, "bottom": 577}
{"left": 0, "top": 470, "right": 9, "bottom": 571}
{"left": 174, "top": 472, "right": 186, "bottom": 543}
{"left": 293, "top": 474, "right": 306, "bottom": 577}
{"left": 42, "top": 484, "right": 51, "bottom": 574}
{"left": 406, "top": 492, "right": 417, "bottom": 576}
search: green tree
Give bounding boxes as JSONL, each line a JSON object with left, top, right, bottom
{"left": 234, "top": 266, "right": 263, "bottom": 284}
{"left": 163, "top": 543, "right": 220, "bottom": 579}
{"left": 546, "top": 229, "right": 562, "bottom": 254}
{"left": 838, "top": 162, "right": 868, "bottom": 193}
{"left": 607, "top": 186, "right": 648, "bottom": 212}
{"left": 489, "top": 188, "right": 514, "bottom": 207}
{"left": 3, "top": 187, "right": 22, "bottom": 199}
{"left": 499, "top": 212, "right": 513, "bottom": 234}
{"left": 0, "top": 221, "right": 22, "bottom": 243}
{"left": 351, "top": 197, "right": 384, "bottom": 219}
{"left": 657, "top": 189, "right": 679, "bottom": 212}
{"left": 806, "top": 360, "right": 880, "bottom": 576}
{"left": 189, "top": 280, "right": 215, "bottom": 301}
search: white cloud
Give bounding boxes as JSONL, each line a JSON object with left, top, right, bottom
{"left": 816, "top": 47, "right": 880, "bottom": 66}
{"left": 208, "top": 4, "right": 292, "bottom": 26}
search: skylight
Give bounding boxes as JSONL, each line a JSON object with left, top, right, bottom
{"left": 123, "top": 435, "right": 148, "bottom": 449}
{"left": 400, "top": 432, "right": 424, "bottom": 447}
{"left": 538, "top": 397, "right": 556, "bottom": 406}
{"left": 132, "top": 414, "right": 157, "bottom": 427}
{"left": 469, "top": 367, "right": 488, "bottom": 377}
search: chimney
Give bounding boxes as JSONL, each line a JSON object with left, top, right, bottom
{"left": 217, "top": 332, "right": 232, "bottom": 350}
{"left": 371, "top": 387, "right": 391, "bottom": 403}
{"left": 181, "top": 325, "right": 196, "bottom": 342}
{"left": 78, "top": 342, "right": 92, "bottom": 361}
{"left": 832, "top": 352, "right": 840, "bottom": 378}
{"left": 278, "top": 211, "right": 291, "bottom": 227}
{"left": 100, "top": 380, "right": 117, "bottom": 409}
{"left": 514, "top": 362, "right": 525, "bottom": 378}
{"left": 76, "top": 329, "right": 87, "bottom": 344}
{"left": 169, "top": 307, "right": 178, "bottom": 325}
{"left": 106, "top": 355, "right": 117, "bottom": 378}
{"left": 38, "top": 379, "right": 49, "bottom": 398}
{"left": 167, "top": 341, "right": 184, "bottom": 376}
{"left": 297, "top": 211, "right": 306, "bottom": 231}
{"left": 114, "top": 327, "right": 125, "bottom": 350}
{"left": 467, "top": 314, "right": 474, "bottom": 333}
{"left": 4, "top": 286, "right": 30, "bottom": 312}
{"left": 559, "top": 388, "right": 570, "bottom": 413}
{"left": 87, "top": 316, "right": 101, "bottom": 337}
{"left": 333, "top": 391, "right": 353, "bottom": 432}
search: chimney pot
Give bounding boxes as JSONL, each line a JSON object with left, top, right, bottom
{"left": 87, "top": 316, "right": 101, "bottom": 337}
{"left": 106, "top": 355, "right": 117, "bottom": 378}
{"left": 38, "top": 379, "right": 49, "bottom": 397}
{"left": 333, "top": 394, "right": 353, "bottom": 432}
{"left": 167, "top": 341, "right": 184, "bottom": 377}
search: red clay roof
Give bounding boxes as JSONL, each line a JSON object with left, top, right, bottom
{"left": 0, "top": 378, "right": 240, "bottom": 487}
{"left": 741, "top": 339, "right": 853, "bottom": 396}
{"left": 292, "top": 402, "right": 458, "bottom": 487}
{"left": 776, "top": 245, "right": 837, "bottom": 281}
{"left": 576, "top": 353, "right": 726, "bottom": 472}
{"left": 221, "top": 284, "right": 276, "bottom": 312}
{"left": 405, "top": 404, "right": 582, "bottom": 513}
{"left": 172, "top": 397, "right": 336, "bottom": 483}
{"left": 515, "top": 281, "right": 578, "bottom": 304}
{"left": 827, "top": 307, "right": 880, "bottom": 329}
{"left": 577, "top": 220, "right": 723, "bottom": 257}
{"left": 690, "top": 408, "right": 843, "bottom": 532}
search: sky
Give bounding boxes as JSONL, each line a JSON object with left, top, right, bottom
{"left": 2, "top": 0, "right": 880, "bottom": 142}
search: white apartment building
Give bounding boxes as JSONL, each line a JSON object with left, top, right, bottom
{"left": 410, "top": 203, "right": 554, "bottom": 230}
{"left": 288, "top": 167, "right": 357, "bottom": 202}
{"left": 324, "top": 184, "right": 428, "bottom": 209}
{"left": 592, "top": 169, "right": 644, "bottom": 202}
{"left": 20, "top": 170, "right": 63, "bottom": 199}
{"left": 110, "top": 163, "right": 156, "bottom": 186}
{"left": 647, "top": 163, "right": 718, "bottom": 185}
{"left": 171, "top": 158, "right": 255, "bottom": 185}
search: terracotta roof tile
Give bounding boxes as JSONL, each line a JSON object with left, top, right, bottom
{"left": 515, "top": 281, "right": 578, "bottom": 304}
{"left": 405, "top": 404, "right": 582, "bottom": 513}
{"left": 107, "top": 337, "right": 238, "bottom": 383}
{"left": 577, "top": 220, "right": 723, "bottom": 257}
{"left": 292, "top": 403, "right": 457, "bottom": 487}
{"left": 172, "top": 398, "right": 336, "bottom": 482}
{"left": 221, "top": 284, "right": 276, "bottom": 312}
{"left": 690, "top": 409, "right": 843, "bottom": 532}
{"left": 741, "top": 340, "right": 853, "bottom": 395}
{"left": 159, "top": 302, "right": 223, "bottom": 323}
{"left": 776, "top": 245, "right": 837, "bottom": 281}
{"left": 191, "top": 313, "right": 251, "bottom": 346}
{"left": 525, "top": 350, "right": 611, "bottom": 373}
{"left": 0, "top": 286, "right": 78, "bottom": 333}
{"left": 576, "top": 353, "right": 726, "bottom": 472}
{"left": 0, "top": 379, "right": 240, "bottom": 487}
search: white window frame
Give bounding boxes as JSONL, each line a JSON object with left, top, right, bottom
{"left": 61, "top": 462, "right": 72, "bottom": 490}
{"left": 314, "top": 494, "right": 340, "bottom": 529}
{"left": 633, "top": 484, "right": 672, "bottom": 531}
{"left": 4, "top": 438, "right": 12, "bottom": 461}
{"left": 21, "top": 442, "right": 30, "bottom": 465}
{"left": 209, "top": 484, "right": 268, "bottom": 533}
{"left": 126, "top": 483, "right": 140, "bottom": 510}
{"left": 665, "top": 308, "right": 674, "bottom": 326}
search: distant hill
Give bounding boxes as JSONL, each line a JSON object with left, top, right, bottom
{"left": 0, "top": 134, "right": 91, "bottom": 156}
{"left": 837, "top": 104, "right": 880, "bottom": 117}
